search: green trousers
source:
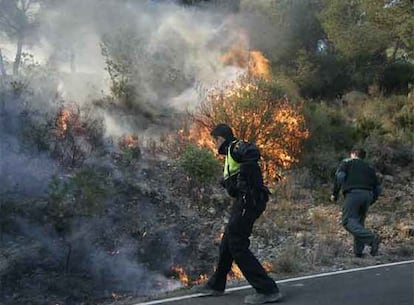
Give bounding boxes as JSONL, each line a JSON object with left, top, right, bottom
{"left": 342, "top": 190, "right": 376, "bottom": 256}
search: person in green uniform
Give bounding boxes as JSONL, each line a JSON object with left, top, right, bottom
{"left": 331, "top": 147, "right": 382, "bottom": 257}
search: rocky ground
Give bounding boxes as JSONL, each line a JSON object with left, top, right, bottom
{"left": 1, "top": 152, "right": 413, "bottom": 305}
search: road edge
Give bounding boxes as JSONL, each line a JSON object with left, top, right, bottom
{"left": 136, "top": 259, "right": 414, "bottom": 305}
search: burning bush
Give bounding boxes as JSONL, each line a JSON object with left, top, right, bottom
{"left": 51, "top": 102, "right": 105, "bottom": 167}
{"left": 118, "top": 134, "right": 141, "bottom": 164}
{"left": 186, "top": 78, "right": 309, "bottom": 182}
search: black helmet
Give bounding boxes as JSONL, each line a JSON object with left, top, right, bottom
{"left": 210, "top": 123, "right": 234, "bottom": 140}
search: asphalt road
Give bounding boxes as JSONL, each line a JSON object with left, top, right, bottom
{"left": 137, "top": 260, "right": 414, "bottom": 305}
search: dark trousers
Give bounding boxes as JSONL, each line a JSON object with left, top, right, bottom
{"left": 207, "top": 199, "right": 278, "bottom": 294}
{"left": 342, "top": 190, "right": 376, "bottom": 255}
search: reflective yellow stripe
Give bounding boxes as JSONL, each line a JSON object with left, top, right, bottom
{"left": 224, "top": 140, "right": 240, "bottom": 179}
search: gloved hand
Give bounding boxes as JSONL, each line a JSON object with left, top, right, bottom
{"left": 330, "top": 194, "right": 338, "bottom": 202}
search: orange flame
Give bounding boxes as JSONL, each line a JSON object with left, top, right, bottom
{"left": 118, "top": 134, "right": 139, "bottom": 149}
{"left": 170, "top": 265, "right": 209, "bottom": 287}
{"left": 181, "top": 33, "right": 308, "bottom": 182}
{"left": 171, "top": 261, "right": 272, "bottom": 287}
{"left": 228, "top": 263, "right": 244, "bottom": 280}
{"left": 226, "top": 262, "right": 273, "bottom": 280}
{"left": 220, "top": 32, "right": 271, "bottom": 80}
{"left": 220, "top": 31, "right": 249, "bottom": 69}
{"left": 248, "top": 51, "right": 271, "bottom": 80}
{"left": 183, "top": 82, "right": 309, "bottom": 181}
{"left": 262, "top": 261, "right": 273, "bottom": 273}
{"left": 171, "top": 265, "right": 190, "bottom": 286}
{"left": 177, "top": 32, "right": 309, "bottom": 182}
{"left": 186, "top": 128, "right": 216, "bottom": 152}
{"left": 220, "top": 45, "right": 248, "bottom": 69}
{"left": 55, "top": 109, "right": 71, "bottom": 135}
{"left": 193, "top": 273, "right": 209, "bottom": 285}
{"left": 54, "top": 102, "right": 82, "bottom": 137}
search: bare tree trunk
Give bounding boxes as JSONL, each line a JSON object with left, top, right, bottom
{"left": 65, "top": 242, "right": 72, "bottom": 275}
{"left": 13, "top": 35, "right": 23, "bottom": 76}
{"left": 0, "top": 48, "right": 6, "bottom": 76}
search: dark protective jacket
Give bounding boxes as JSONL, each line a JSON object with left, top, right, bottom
{"left": 333, "top": 157, "right": 382, "bottom": 202}
{"left": 218, "top": 138, "right": 269, "bottom": 207}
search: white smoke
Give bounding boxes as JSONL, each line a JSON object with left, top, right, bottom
{"left": 33, "top": 1, "right": 246, "bottom": 131}
{"left": 0, "top": 0, "right": 259, "bottom": 192}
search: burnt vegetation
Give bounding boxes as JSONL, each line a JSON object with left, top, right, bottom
{"left": 0, "top": 1, "right": 413, "bottom": 305}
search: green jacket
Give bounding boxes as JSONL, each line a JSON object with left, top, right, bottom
{"left": 333, "top": 157, "right": 382, "bottom": 201}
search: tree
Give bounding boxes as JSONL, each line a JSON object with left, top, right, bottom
{"left": 241, "top": 0, "right": 325, "bottom": 64}
{"left": 240, "top": 0, "right": 346, "bottom": 98}
{"left": 362, "top": 0, "right": 414, "bottom": 62}
{"left": 187, "top": 77, "right": 309, "bottom": 182}
{"left": 320, "top": 0, "right": 389, "bottom": 60}
{"left": 320, "top": 0, "right": 414, "bottom": 92}
{"left": 0, "top": 0, "right": 41, "bottom": 75}
{"left": 100, "top": 24, "right": 193, "bottom": 111}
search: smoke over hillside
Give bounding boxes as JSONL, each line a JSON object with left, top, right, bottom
{"left": 32, "top": 1, "right": 248, "bottom": 105}
{"left": 0, "top": 0, "right": 256, "bottom": 192}
{"left": 0, "top": 1, "right": 299, "bottom": 303}
{"left": 0, "top": 1, "right": 256, "bottom": 303}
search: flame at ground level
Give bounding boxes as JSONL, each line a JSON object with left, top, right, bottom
{"left": 170, "top": 265, "right": 208, "bottom": 287}
{"left": 170, "top": 262, "right": 273, "bottom": 287}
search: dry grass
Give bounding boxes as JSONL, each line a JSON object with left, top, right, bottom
{"left": 389, "top": 242, "right": 414, "bottom": 258}
{"left": 254, "top": 166, "right": 413, "bottom": 277}
{"left": 272, "top": 243, "right": 305, "bottom": 274}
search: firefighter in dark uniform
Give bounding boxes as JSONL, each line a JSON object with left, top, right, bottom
{"left": 331, "top": 147, "right": 382, "bottom": 257}
{"left": 192, "top": 124, "right": 282, "bottom": 304}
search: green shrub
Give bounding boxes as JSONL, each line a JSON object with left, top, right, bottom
{"left": 303, "top": 102, "right": 356, "bottom": 151}
{"left": 381, "top": 62, "right": 414, "bottom": 95}
{"left": 178, "top": 144, "right": 221, "bottom": 184}
{"left": 120, "top": 146, "right": 141, "bottom": 165}
{"left": 355, "top": 115, "right": 385, "bottom": 140}
{"left": 301, "top": 95, "right": 413, "bottom": 181}
{"left": 47, "top": 167, "right": 114, "bottom": 232}
{"left": 19, "top": 111, "right": 54, "bottom": 152}
{"left": 392, "top": 103, "right": 414, "bottom": 131}
{"left": 300, "top": 102, "right": 356, "bottom": 181}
